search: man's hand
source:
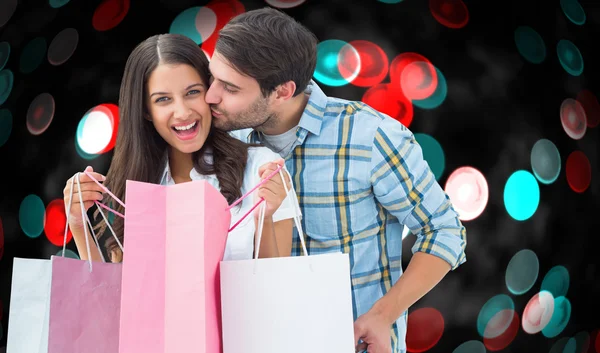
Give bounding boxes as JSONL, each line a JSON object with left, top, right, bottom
{"left": 354, "top": 309, "right": 392, "bottom": 353}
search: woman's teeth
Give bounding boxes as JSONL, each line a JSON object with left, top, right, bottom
{"left": 174, "top": 121, "right": 197, "bottom": 131}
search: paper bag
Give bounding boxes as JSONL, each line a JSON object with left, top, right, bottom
{"left": 220, "top": 169, "right": 356, "bottom": 353}
{"left": 119, "top": 180, "right": 231, "bottom": 353}
{"left": 6, "top": 258, "right": 52, "bottom": 353}
{"left": 47, "top": 256, "right": 122, "bottom": 353}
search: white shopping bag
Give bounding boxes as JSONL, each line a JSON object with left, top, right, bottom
{"left": 220, "top": 168, "right": 355, "bottom": 353}
{"left": 6, "top": 258, "right": 52, "bottom": 353}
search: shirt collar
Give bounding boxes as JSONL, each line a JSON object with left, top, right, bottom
{"left": 249, "top": 80, "right": 328, "bottom": 143}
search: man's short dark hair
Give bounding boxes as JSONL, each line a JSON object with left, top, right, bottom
{"left": 215, "top": 7, "right": 318, "bottom": 97}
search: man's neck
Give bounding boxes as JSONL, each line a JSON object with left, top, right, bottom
{"left": 262, "top": 92, "right": 309, "bottom": 136}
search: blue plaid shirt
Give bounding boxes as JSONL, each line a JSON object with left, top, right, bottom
{"left": 231, "top": 82, "right": 466, "bottom": 353}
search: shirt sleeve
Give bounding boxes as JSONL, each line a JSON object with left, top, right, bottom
{"left": 369, "top": 117, "right": 466, "bottom": 270}
{"left": 249, "top": 147, "right": 302, "bottom": 224}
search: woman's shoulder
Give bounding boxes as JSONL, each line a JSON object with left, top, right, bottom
{"left": 246, "top": 146, "right": 281, "bottom": 166}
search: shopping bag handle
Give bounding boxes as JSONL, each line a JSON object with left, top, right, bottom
{"left": 83, "top": 170, "right": 126, "bottom": 219}
{"left": 254, "top": 167, "right": 308, "bottom": 260}
{"left": 226, "top": 163, "right": 285, "bottom": 232}
{"left": 63, "top": 172, "right": 124, "bottom": 271}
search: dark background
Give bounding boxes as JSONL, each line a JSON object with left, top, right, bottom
{"left": 1, "top": 0, "right": 599, "bottom": 352}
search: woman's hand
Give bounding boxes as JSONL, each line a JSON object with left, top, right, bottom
{"left": 63, "top": 166, "right": 106, "bottom": 230}
{"left": 256, "top": 159, "right": 290, "bottom": 219}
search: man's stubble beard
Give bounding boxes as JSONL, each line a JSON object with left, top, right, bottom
{"left": 212, "top": 95, "right": 279, "bottom": 133}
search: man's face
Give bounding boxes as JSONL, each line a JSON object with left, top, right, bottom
{"left": 205, "top": 51, "right": 276, "bottom": 132}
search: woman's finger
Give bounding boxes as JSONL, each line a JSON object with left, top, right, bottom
{"left": 65, "top": 191, "right": 104, "bottom": 204}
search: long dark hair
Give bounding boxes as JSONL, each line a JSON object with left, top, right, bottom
{"left": 96, "top": 33, "right": 250, "bottom": 259}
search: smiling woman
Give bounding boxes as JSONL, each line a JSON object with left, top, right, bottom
{"left": 61, "top": 33, "right": 299, "bottom": 264}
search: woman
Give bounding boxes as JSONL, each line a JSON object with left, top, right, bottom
{"left": 63, "top": 33, "right": 298, "bottom": 263}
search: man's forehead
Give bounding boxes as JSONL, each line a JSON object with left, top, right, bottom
{"left": 209, "top": 52, "right": 256, "bottom": 87}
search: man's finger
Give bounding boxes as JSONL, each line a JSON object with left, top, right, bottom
{"left": 355, "top": 342, "right": 368, "bottom": 353}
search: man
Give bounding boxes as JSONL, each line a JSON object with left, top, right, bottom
{"left": 205, "top": 7, "right": 467, "bottom": 353}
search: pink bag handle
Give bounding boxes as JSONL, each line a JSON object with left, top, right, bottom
{"left": 226, "top": 163, "right": 284, "bottom": 232}
{"left": 83, "top": 170, "right": 126, "bottom": 219}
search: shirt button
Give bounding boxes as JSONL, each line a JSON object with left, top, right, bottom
{"left": 346, "top": 105, "right": 354, "bottom": 114}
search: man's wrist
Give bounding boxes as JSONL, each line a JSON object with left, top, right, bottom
{"left": 370, "top": 295, "right": 404, "bottom": 326}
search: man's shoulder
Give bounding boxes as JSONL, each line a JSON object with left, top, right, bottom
{"left": 318, "top": 96, "right": 403, "bottom": 143}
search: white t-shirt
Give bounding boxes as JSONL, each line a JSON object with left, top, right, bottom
{"left": 159, "top": 146, "right": 301, "bottom": 260}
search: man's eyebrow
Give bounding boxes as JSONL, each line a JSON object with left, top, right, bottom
{"left": 216, "top": 78, "right": 241, "bottom": 90}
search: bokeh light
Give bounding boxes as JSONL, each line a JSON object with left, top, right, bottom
{"left": 47, "top": 28, "right": 79, "bottom": 66}
{"left": 0, "top": 108, "right": 12, "bottom": 147}
{"left": 566, "top": 150, "right": 591, "bottom": 193}
{"left": 338, "top": 40, "right": 388, "bottom": 87}
{"left": 503, "top": 170, "right": 539, "bottom": 221}
{"left": 400, "top": 61, "right": 438, "bottom": 101}
{"left": 76, "top": 103, "right": 119, "bottom": 156}
{"left": 452, "top": 340, "right": 485, "bottom": 353}
{"left": 564, "top": 337, "right": 577, "bottom": 353}
{"left": 414, "top": 133, "right": 445, "bottom": 180}
{"left": 573, "top": 331, "right": 590, "bottom": 353}
{"left": 44, "top": 199, "right": 73, "bottom": 247}
{"left": 201, "top": 0, "right": 246, "bottom": 58}
{"left": 514, "top": 26, "right": 546, "bottom": 64}
{"left": 576, "top": 89, "right": 600, "bottom": 128}
{"left": 19, "top": 194, "right": 46, "bottom": 238}
{"left": 49, "top": 0, "right": 70, "bottom": 9}
{"left": 265, "top": 0, "right": 307, "bottom": 8}
{"left": 522, "top": 290, "right": 555, "bottom": 334}
{"left": 412, "top": 65, "right": 447, "bottom": 109}
{"left": 477, "top": 294, "right": 515, "bottom": 338}
{"left": 0, "top": 41, "right": 9, "bottom": 71}
{"left": 549, "top": 337, "right": 571, "bottom": 353}
{"left": 483, "top": 310, "right": 519, "bottom": 351}
{"left": 560, "top": 98, "right": 587, "bottom": 140}
{"left": 530, "top": 139, "right": 561, "bottom": 184}
{"left": 405, "top": 307, "right": 444, "bottom": 352}
{"left": 75, "top": 138, "right": 100, "bottom": 160}
{"left": 315, "top": 39, "right": 360, "bottom": 87}
{"left": 26, "top": 93, "right": 55, "bottom": 135}
{"left": 0, "top": 0, "right": 17, "bottom": 27}
{"left": 560, "top": 0, "right": 586, "bottom": 25}
{"left": 169, "top": 6, "right": 217, "bottom": 45}
{"left": 505, "top": 249, "right": 539, "bottom": 295}
{"left": 557, "top": 39, "right": 584, "bottom": 76}
{"left": 0, "top": 69, "right": 14, "bottom": 106}
{"left": 429, "top": 0, "right": 469, "bottom": 29}
{"left": 361, "top": 83, "right": 413, "bottom": 127}
{"left": 541, "top": 265, "right": 570, "bottom": 298}
{"left": 444, "top": 166, "right": 488, "bottom": 221}
{"left": 56, "top": 248, "right": 79, "bottom": 259}
{"left": 542, "top": 296, "right": 571, "bottom": 338}
{"left": 92, "top": 0, "right": 130, "bottom": 31}
{"left": 19, "top": 37, "right": 47, "bottom": 74}
{"left": 390, "top": 53, "right": 437, "bottom": 101}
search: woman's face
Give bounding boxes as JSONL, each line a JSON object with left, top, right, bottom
{"left": 146, "top": 63, "right": 212, "bottom": 155}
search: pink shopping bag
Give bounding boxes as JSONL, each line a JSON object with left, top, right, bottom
{"left": 118, "top": 179, "right": 231, "bottom": 353}
{"left": 48, "top": 172, "right": 124, "bottom": 353}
